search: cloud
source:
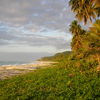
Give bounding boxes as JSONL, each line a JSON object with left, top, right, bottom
{"left": 0, "top": 0, "right": 74, "bottom": 52}
{"left": 0, "top": 0, "right": 74, "bottom": 30}
{"left": 0, "top": 26, "right": 72, "bottom": 50}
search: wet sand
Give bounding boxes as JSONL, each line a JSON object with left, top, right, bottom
{"left": 0, "top": 61, "right": 56, "bottom": 80}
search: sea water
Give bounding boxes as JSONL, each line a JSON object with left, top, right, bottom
{"left": 0, "top": 61, "right": 32, "bottom": 66}
{"left": 0, "top": 52, "right": 52, "bottom": 66}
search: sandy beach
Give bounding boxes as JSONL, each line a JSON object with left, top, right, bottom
{"left": 0, "top": 61, "right": 56, "bottom": 80}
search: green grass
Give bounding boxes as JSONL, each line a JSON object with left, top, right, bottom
{"left": 0, "top": 65, "right": 100, "bottom": 100}
{"left": 39, "top": 51, "right": 71, "bottom": 61}
{"left": 0, "top": 51, "right": 100, "bottom": 100}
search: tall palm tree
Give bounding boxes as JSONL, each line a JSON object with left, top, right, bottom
{"left": 90, "top": 20, "right": 100, "bottom": 35}
{"left": 88, "top": 20, "right": 100, "bottom": 62}
{"left": 69, "top": 20, "right": 85, "bottom": 52}
{"left": 91, "top": 0, "right": 100, "bottom": 17}
{"left": 69, "top": 20, "right": 82, "bottom": 35}
{"left": 89, "top": 20, "right": 100, "bottom": 49}
{"left": 69, "top": 0, "right": 99, "bottom": 24}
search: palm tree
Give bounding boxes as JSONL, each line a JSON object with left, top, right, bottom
{"left": 69, "top": 20, "right": 85, "bottom": 52}
{"left": 88, "top": 20, "right": 100, "bottom": 62}
{"left": 91, "top": 0, "right": 100, "bottom": 17}
{"left": 69, "top": 20, "right": 84, "bottom": 35}
{"left": 69, "top": 20, "right": 85, "bottom": 35}
{"left": 69, "top": 0, "right": 99, "bottom": 24}
{"left": 89, "top": 20, "right": 100, "bottom": 35}
{"left": 89, "top": 20, "right": 100, "bottom": 49}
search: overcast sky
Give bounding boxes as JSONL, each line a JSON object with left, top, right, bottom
{"left": 0, "top": 0, "right": 75, "bottom": 54}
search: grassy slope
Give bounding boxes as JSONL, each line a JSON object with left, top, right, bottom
{"left": 39, "top": 51, "right": 71, "bottom": 61}
{"left": 0, "top": 51, "right": 100, "bottom": 100}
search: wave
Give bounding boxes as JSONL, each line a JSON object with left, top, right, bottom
{"left": 0, "top": 61, "right": 33, "bottom": 66}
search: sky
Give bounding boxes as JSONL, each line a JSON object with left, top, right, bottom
{"left": 0, "top": 0, "right": 75, "bottom": 55}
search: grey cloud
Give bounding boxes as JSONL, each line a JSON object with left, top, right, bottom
{"left": 0, "top": 31, "right": 17, "bottom": 40}
{"left": 0, "top": 29, "right": 71, "bottom": 50}
{"left": 0, "top": 40, "right": 10, "bottom": 45}
{"left": 0, "top": 0, "right": 73, "bottom": 51}
{"left": 0, "top": 0, "right": 74, "bottom": 31}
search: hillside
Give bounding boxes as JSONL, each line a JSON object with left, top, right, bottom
{"left": 0, "top": 0, "right": 100, "bottom": 99}
{"left": 39, "top": 51, "right": 71, "bottom": 61}
{"left": 0, "top": 51, "right": 100, "bottom": 100}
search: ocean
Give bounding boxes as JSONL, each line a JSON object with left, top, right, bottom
{"left": 0, "top": 52, "right": 52, "bottom": 66}
{"left": 0, "top": 61, "right": 32, "bottom": 66}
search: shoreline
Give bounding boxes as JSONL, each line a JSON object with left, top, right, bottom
{"left": 0, "top": 61, "right": 57, "bottom": 80}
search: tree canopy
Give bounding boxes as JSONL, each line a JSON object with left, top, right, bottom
{"left": 69, "top": 0, "right": 100, "bottom": 24}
